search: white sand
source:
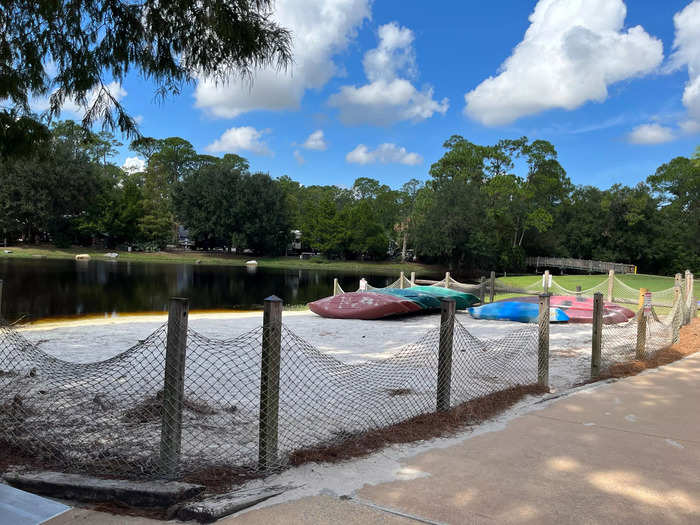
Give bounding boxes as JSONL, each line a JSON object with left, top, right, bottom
{"left": 19, "top": 310, "right": 594, "bottom": 390}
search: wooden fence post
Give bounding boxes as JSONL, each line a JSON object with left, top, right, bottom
{"left": 479, "top": 277, "right": 486, "bottom": 304}
{"left": 489, "top": 271, "right": 496, "bottom": 303}
{"left": 607, "top": 270, "right": 614, "bottom": 303}
{"left": 399, "top": 271, "right": 405, "bottom": 289}
{"left": 635, "top": 308, "right": 647, "bottom": 360}
{"left": 638, "top": 288, "right": 648, "bottom": 311}
{"left": 591, "top": 293, "right": 603, "bottom": 379}
{"left": 333, "top": 278, "right": 340, "bottom": 296}
{"left": 444, "top": 272, "right": 450, "bottom": 289}
{"left": 410, "top": 271, "right": 416, "bottom": 286}
{"left": 672, "top": 286, "right": 681, "bottom": 343}
{"left": 538, "top": 294, "right": 550, "bottom": 388}
{"left": 543, "top": 270, "right": 550, "bottom": 294}
{"left": 436, "top": 298, "right": 456, "bottom": 412}
{"left": 259, "top": 295, "right": 283, "bottom": 470}
{"left": 160, "top": 297, "right": 189, "bottom": 478}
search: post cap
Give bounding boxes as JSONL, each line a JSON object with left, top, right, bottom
{"left": 264, "top": 295, "right": 283, "bottom": 303}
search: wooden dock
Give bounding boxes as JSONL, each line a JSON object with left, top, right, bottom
{"left": 526, "top": 256, "right": 636, "bottom": 274}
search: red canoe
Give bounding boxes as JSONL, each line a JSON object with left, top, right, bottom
{"left": 495, "top": 296, "right": 635, "bottom": 324}
{"left": 309, "top": 292, "right": 423, "bottom": 320}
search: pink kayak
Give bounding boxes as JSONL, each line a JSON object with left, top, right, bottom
{"left": 309, "top": 292, "right": 423, "bottom": 320}
{"left": 495, "top": 296, "right": 635, "bottom": 324}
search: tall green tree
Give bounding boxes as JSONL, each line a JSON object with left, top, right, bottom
{"left": 1, "top": 0, "right": 291, "bottom": 138}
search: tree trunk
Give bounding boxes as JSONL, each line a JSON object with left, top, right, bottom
{"left": 401, "top": 232, "right": 407, "bottom": 262}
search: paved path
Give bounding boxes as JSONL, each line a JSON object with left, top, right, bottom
{"left": 227, "top": 350, "right": 700, "bottom": 524}
{"left": 47, "top": 347, "right": 700, "bottom": 524}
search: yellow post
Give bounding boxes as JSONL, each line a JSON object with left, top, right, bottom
{"left": 638, "top": 288, "right": 648, "bottom": 311}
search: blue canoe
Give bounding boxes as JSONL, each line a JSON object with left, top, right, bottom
{"left": 373, "top": 288, "right": 443, "bottom": 310}
{"left": 468, "top": 302, "right": 570, "bottom": 323}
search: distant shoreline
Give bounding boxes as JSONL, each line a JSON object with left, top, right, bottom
{"left": 0, "top": 245, "right": 443, "bottom": 276}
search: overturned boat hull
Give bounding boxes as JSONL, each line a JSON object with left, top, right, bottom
{"left": 309, "top": 291, "right": 423, "bottom": 319}
{"left": 468, "top": 302, "right": 570, "bottom": 323}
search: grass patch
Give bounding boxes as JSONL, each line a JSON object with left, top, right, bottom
{"left": 0, "top": 245, "right": 442, "bottom": 276}
{"left": 498, "top": 273, "right": 698, "bottom": 300}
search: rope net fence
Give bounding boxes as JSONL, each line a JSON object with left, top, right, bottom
{"left": 0, "top": 313, "right": 538, "bottom": 485}
{"left": 599, "top": 291, "right": 690, "bottom": 373}
{"left": 0, "top": 271, "right": 695, "bottom": 488}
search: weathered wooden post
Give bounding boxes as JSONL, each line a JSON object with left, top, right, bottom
{"left": 332, "top": 278, "right": 340, "bottom": 296}
{"left": 672, "top": 286, "right": 682, "bottom": 343}
{"left": 575, "top": 285, "right": 581, "bottom": 298}
{"left": 635, "top": 307, "right": 647, "bottom": 361}
{"left": 479, "top": 277, "right": 486, "bottom": 304}
{"left": 410, "top": 271, "right": 416, "bottom": 286}
{"left": 444, "top": 272, "right": 450, "bottom": 289}
{"left": 674, "top": 274, "right": 685, "bottom": 325}
{"left": 160, "top": 297, "right": 189, "bottom": 478}
{"left": 538, "top": 294, "right": 550, "bottom": 388}
{"left": 543, "top": 270, "right": 550, "bottom": 294}
{"left": 691, "top": 274, "right": 697, "bottom": 320}
{"left": 607, "top": 270, "right": 614, "bottom": 303}
{"left": 259, "top": 295, "right": 283, "bottom": 470}
{"left": 489, "top": 271, "right": 496, "bottom": 303}
{"left": 399, "top": 271, "right": 405, "bottom": 289}
{"left": 591, "top": 293, "right": 603, "bottom": 379}
{"left": 436, "top": 298, "right": 456, "bottom": 412}
{"left": 684, "top": 271, "right": 692, "bottom": 325}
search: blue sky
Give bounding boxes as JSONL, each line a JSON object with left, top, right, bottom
{"left": 71, "top": 0, "right": 700, "bottom": 189}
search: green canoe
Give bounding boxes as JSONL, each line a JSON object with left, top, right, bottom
{"left": 408, "top": 286, "right": 480, "bottom": 310}
{"left": 373, "top": 288, "right": 443, "bottom": 310}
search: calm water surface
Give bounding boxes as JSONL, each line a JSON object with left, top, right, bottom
{"left": 0, "top": 258, "right": 417, "bottom": 322}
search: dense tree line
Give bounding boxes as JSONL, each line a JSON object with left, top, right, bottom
{"left": 0, "top": 118, "right": 697, "bottom": 275}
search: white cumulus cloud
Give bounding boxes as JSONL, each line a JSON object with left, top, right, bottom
{"left": 669, "top": 0, "right": 700, "bottom": 135}
{"left": 627, "top": 123, "right": 675, "bottom": 144}
{"left": 346, "top": 143, "right": 422, "bottom": 165}
{"left": 329, "top": 22, "right": 448, "bottom": 125}
{"left": 293, "top": 149, "right": 305, "bottom": 165}
{"left": 205, "top": 127, "right": 271, "bottom": 155}
{"left": 121, "top": 156, "right": 146, "bottom": 174}
{"left": 194, "top": 0, "right": 371, "bottom": 118}
{"left": 302, "top": 129, "right": 327, "bottom": 150}
{"left": 463, "top": 0, "right": 664, "bottom": 126}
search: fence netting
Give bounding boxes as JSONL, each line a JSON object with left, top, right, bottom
{"left": 0, "top": 315, "right": 537, "bottom": 484}
{"left": 600, "top": 299, "right": 683, "bottom": 371}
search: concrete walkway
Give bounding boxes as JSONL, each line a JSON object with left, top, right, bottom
{"left": 47, "top": 351, "right": 700, "bottom": 524}
{"left": 226, "top": 351, "right": 700, "bottom": 524}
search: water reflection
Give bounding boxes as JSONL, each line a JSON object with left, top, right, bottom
{"left": 0, "top": 258, "right": 411, "bottom": 322}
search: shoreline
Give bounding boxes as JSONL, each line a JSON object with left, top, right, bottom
{"left": 0, "top": 245, "right": 443, "bottom": 276}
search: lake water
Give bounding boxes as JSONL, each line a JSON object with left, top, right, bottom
{"left": 0, "top": 258, "right": 417, "bottom": 322}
